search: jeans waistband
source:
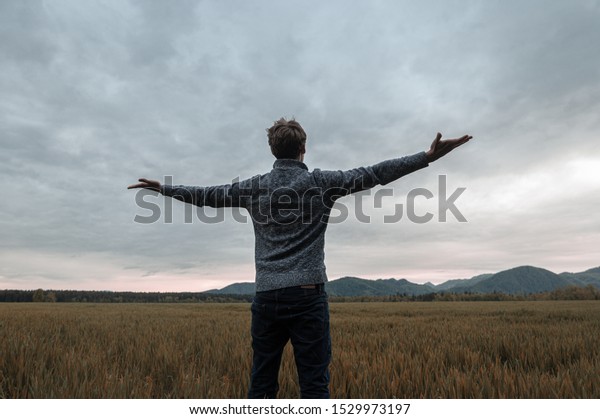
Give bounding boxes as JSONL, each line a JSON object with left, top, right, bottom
{"left": 292, "top": 283, "right": 325, "bottom": 291}
{"left": 256, "top": 283, "right": 325, "bottom": 295}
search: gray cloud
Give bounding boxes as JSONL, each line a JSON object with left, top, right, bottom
{"left": 1, "top": 0, "right": 599, "bottom": 291}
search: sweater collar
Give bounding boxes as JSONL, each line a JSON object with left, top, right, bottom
{"left": 273, "top": 159, "right": 309, "bottom": 171}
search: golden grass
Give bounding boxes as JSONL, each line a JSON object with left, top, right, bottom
{"left": 1, "top": 301, "right": 599, "bottom": 398}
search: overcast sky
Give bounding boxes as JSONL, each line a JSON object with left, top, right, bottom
{"left": 1, "top": 0, "right": 599, "bottom": 292}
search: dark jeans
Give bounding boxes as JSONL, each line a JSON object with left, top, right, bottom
{"left": 248, "top": 284, "right": 331, "bottom": 399}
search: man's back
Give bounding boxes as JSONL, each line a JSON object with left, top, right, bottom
{"left": 246, "top": 159, "right": 331, "bottom": 291}
{"left": 162, "top": 151, "right": 429, "bottom": 291}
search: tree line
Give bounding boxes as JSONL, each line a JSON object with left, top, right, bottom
{"left": 329, "top": 285, "right": 600, "bottom": 302}
{"left": 1, "top": 285, "right": 599, "bottom": 303}
{"left": 0, "top": 289, "right": 252, "bottom": 303}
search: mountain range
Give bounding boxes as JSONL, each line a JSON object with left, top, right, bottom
{"left": 205, "top": 265, "right": 600, "bottom": 297}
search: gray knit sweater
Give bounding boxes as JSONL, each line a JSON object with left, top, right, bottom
{"left": 161, "top": 151, "right": 429, "bottom": 292}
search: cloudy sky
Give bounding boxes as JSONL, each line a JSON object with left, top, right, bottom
{"left": 1, "top": 0, "right": 599, "bottom": 292}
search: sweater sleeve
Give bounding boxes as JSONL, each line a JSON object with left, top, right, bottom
{"left": 161, "top": 178, "right": 254, "bottom": 208}
{"left": 370, "top": 151, "right": 429, "bottom": 185}
{"left": 315, "top": 151, "right": 429, "bottom": 198}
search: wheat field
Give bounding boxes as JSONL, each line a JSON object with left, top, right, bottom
{"left": 1, "top": 301, "right": 599, "bottom": 398}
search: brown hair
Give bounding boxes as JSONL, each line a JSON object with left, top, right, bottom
{"left": 267, "top": 118, "right": 307, "bottom": 159}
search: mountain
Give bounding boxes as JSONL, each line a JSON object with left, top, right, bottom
{"left": 205, "top": 277, "right": 434, "bottom": 297}
{"left": 207, "top": 282, "right": 256, "bottom": 295}
{"left": 453, "top": 266, "right": 570, "bottom": 295}
{"left": 326, "top": 277, "right": 434, "bottom": 297}
{"left": 434, "top": 273, "right": 493, "bottom": 291}
{"left": 559, "top": 266, "right": 600, "bottom": 287}
{"left": 204, "top": 265, "right": 600, "bottom": 297}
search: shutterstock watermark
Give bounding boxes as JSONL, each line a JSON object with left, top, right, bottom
{"left": 133, "top": 175, "right": 467, "bottom": 225}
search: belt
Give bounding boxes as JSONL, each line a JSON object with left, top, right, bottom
{"left": 297, "top": 283, "right": 324, "bottom": 290}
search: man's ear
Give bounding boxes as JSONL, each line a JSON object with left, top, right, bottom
{"left": 299, "top": 143, "right": 306, "bottom": 155}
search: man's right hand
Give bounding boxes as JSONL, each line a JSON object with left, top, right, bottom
{"left": 127, "top": 178, "right": 161, "bottom": 192}
{"left": 426, "top": 132, "right": 472, "bottom": 163}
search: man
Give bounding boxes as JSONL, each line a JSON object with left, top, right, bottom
{"left": 128, "top": 118, "right": 471, "bottom": 398}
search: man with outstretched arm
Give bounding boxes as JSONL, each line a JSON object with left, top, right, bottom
{"left": 128, "top": 118, "right": 471, "bottom": 398}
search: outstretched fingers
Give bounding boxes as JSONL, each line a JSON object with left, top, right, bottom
{"left": 127, "top": 178, "right": 161, "bottom": 190}
{"left": 453, "top": 135, "right": 472, "bottom": 147}
{"left": 443, "top": 135, "right": 472, "bottom": 149}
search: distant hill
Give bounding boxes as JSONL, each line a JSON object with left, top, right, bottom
{"left": 206, "top": 282, "right": 256, "bottom": 295}
{"left": 206, "top": 277, "right": 434, "bottom": 297}
{"left": 434, "top": 273, "right": 493, "bottom": 291}
{"left": 559, "top": 266, "right": 600, "bottom": 287}
{"left": 204, "top": 265, "right": 600, "bottom": 297}
{"left": 326, "top": 277, "right": 434, "bottom": 297}
{"left": 451, "top": 266, "right": 570, "bottom": 295}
